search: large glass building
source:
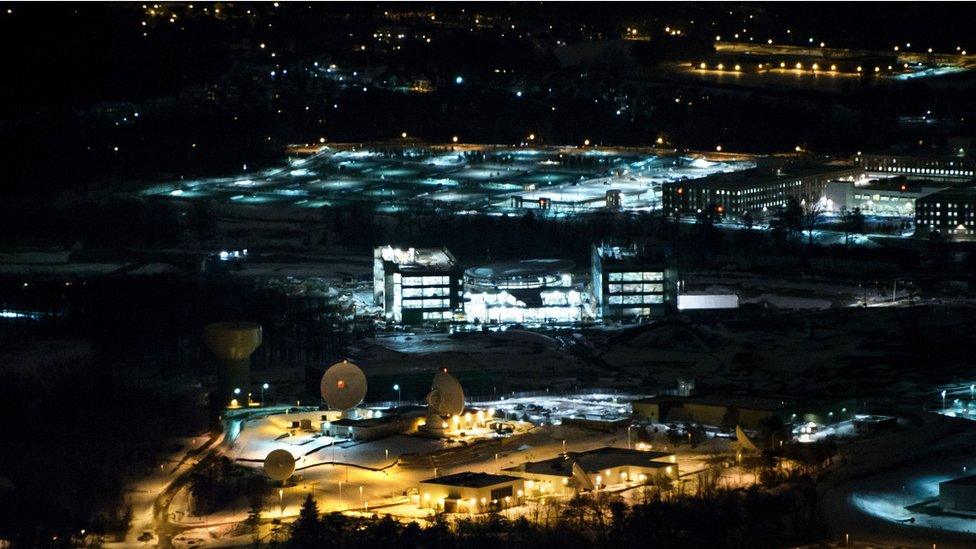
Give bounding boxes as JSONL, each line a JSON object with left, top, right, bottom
{"left": 373, "top": 246, "right": 462, "bottom": 324}
{"left": 591, "top": 243, "right": 676, "bottom": 320}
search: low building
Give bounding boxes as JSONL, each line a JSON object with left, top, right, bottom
{"left": 373, "top": 246, "right": 462, "bottom": 324}
{"left": 662, "top": 164, "right": 862, "bottom": 218}
{"left": 940, "top": 475, "right": 976, "bottom": 515}
{"left": 677, "top": 294, "right": 740, "bottom": 311}
{"left": 914, "top": 186, "right": 976, "bottom": 239}
{"left": 322, "top": 407, "right": 426, "bottom": 441}
{"left": 591, "top": 242, "right": 676, "bottom": 320}
{"left": 463, "top": 259, "right": 584, "bottom": 324}
{"left": 418, "top": 472, "right": 524, "bottom": 513}
{"left": 632, "top": 394, "right": 857, "bottom": 430}
{"left": 504, "top": 447, "right": 678, "bottom": 495}
{"left": 859, "top": 139, "right": 976, "bottom": 181}
{"left": 824, "top": 178, "right": 946, "bottom": 216}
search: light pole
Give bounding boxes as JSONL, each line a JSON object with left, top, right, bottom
{"left": 359, "top": 485, "right": 364, "bottom": 508}
{"left": 279, "top": 489, "right": 284, "bottom": 516}
{"left": 971, "top": 384, "right": 974, "bottom": 402}
{"left": 393, "top": 384, "right": 401, "bottom": 408}
{"left": 262, "top": 382, "right": 269, "bottom": 404}
{"left": 338, "top": 481, "right": 342, "bottom": 507}
{"left": 942, "top": 389, "right": 947, "bottom": 412}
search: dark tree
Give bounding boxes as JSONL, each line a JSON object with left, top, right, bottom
{"left": 287, "top": 494, "right": 322, "bottom": 549}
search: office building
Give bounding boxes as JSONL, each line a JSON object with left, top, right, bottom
{"left": 591, "top": 242, "right": 676, "bottom": 320}
{"left": 504, "top": 447, "right": 678, "bottom": 495}
{"left": 373, "top": 246, "right": 462, "bottom": 324}
{"left": 914, "top": 186, "right": 976, "bottom": 239}
{"left": 662, "top": 165, "right": 862, "bottom": 217}
{"left": 824, "top": 178, "right": 945, "bottom": 216}
{"left": 859, "top": 139, "right": 976, "bottom": 181}
{"left": 418, "top": 472, "right": 524, "bottom": 513}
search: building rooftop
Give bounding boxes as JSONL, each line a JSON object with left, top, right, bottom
{"left": 846, "top": 177, "right": 947, "bottom": 194}
{"left": 941, "top": 474, "right": 976, "bottom": 487}
{"left": 593, "top": 242, "right": 665, "bottom": 266}
{"left": 328, "top": 408, "right": 424, "bottom": 428}
{"left": 420, "top": 471, "right": 522, "bottom": 488}
{"left": 377, "top": 246, "right": 457, "bottom": 270}
{"left": 464, "top": 259, "right": 574, "bottom": 282}
{"left": 673, "top": 165, "right": 857, "bottom": 191}
{"left": 864, "top": 140, "right": 975, "bottom": 160}
{"left": 917, "top": 186, "right": 976, "bottom": 202}
{"left": 508, "top": 447, "right": 674, "bottom": 478}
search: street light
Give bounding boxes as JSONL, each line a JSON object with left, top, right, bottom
{"left": 261, "top": 382, "right": 269, "bottom": 403}
{"left": 279, "top": 489, "right": 284, "bottom": 515}
{"left": 942, "top": 389, "right": 948, "bottom": 411}
{"left": 393, "top": 384, "right": 401, "bottom": 408}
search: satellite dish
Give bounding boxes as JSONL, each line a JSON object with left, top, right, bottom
{"left": 736, "top": 425, "right": 761, "bottom": 452}
{"left": 427, "top": 371, "right": 465, "bottom": 417}
{"left": 320, "top": 360, "right": 367, "bottom": 410}
{"left": 264, "top": 449, "right": 296, "bottom": 481}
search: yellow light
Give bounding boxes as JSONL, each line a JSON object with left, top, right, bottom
{"left": 812, "top": 63, "right": 819, "bottom": 70}
{"left": 717, "top": 63, "right": 724, "bottom": 70}
{"left": 655, "top": 137, "right": 664, "bottom": 145}
{"left": 528, "top": 133, "right": 535, "bottom": 140}
{"left": 666, "top": 466, "right": 673, "bottom": 474}
{"left": 699, "top": 62, "right": 706, "bottom": 69}
{"left": 733, "top": 64, "right": 741, "bottom": 71}
{"left": 874, "top": 66, "right": 880, "bottom": 72}
{"left": 452, "top": 136, "right": 458, "bottom": 143}
{"left": 856, "top": 66, "right": 863, "bottom": 72}
{"left": 795, "top": 62, "right": 802, "bottom": 69}
{"left": 715, "top": 145, "right": 722, "bottom": 152}
{"left": 401, "top": 131, "right": 407, "bottom": 138}
{"left": 583, "top": 139, "right": 590, "bottom": 146}
{"left": 779, "top": 62, "right": 786, "bottom": 68}
{"left": 830, "top": 64, "right": 837, "bottom": 71}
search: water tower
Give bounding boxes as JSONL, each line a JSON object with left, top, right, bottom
{"left": 204, "top": 321, "right": 262, "bottom": 407}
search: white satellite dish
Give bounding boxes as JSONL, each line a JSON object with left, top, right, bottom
{"left": 427, "top": 370, "right": 465, "bottom": 417}
{"left": 320, "top": 360, "right": 367, "bottom": 410}
{"left": 264, "top": 449, "right": 296, "bottom": 481}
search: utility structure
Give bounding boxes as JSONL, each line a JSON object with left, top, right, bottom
{"left": 204, "top": 321, "right": 262, "bottom": 408}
